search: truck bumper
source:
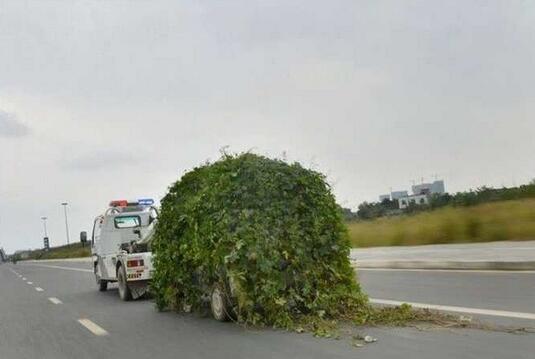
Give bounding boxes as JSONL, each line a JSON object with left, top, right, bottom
{"left": 127, "top": 279, "right": 150, "bottom": 300}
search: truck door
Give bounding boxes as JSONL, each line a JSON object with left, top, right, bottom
{"left": 92, "top": 217, "right": 107, "bottom": 278}
{"left": 99, "top": 216, "right": 122, "bottom": 280}
{"left": 92, "top": 217, "right": 103, "bottom": 254}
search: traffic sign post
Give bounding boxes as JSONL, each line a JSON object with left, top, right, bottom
{"left": 80, "top": 231, "right": 87, "bottom": 247}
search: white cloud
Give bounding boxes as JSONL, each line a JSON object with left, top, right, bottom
{"left": 61, "top": 151, "right": 139, "bottom": 171}
{"left": 0, "top": 110, "right": 30, "bottom": 137}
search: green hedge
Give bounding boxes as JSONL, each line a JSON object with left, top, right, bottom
{"left": 152, "top": 153, "right": 367, "bottom": 327}
{"left": 25, "top": 242, "right": 90, "bottom": 260}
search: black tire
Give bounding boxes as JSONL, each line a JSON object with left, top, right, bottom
{"left": 94, "top": 262, "right": 107, "bottom": 292}
{"left": 117, "top": 265, "right": 132, "bottom": 301}
{"left": 210, "top": 284, "right": 230, "bottom": 322}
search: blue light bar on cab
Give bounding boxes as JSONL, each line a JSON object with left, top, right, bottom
{"left": 138, "top": 198, "right": 155, "bottom": 206}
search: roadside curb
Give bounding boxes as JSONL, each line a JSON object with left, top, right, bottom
{"left": 351, "top": 260, "right": 535, "bottom": 271}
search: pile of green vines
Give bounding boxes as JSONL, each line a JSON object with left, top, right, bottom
{"left": 152, "top": 153, "right": 368, "bottom": 327}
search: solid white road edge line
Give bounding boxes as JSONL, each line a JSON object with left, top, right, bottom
{"left": 370, "top": 298, "right": 535, "bottom": 320}
{"left": 24, "top": 264, "right": 92, "bottom": 273}
{"left": 35, "top": 287, "right": 44, "bottom": 292}
{"left": 358, "top": 268, "right": 535, "bottom": 274}
{"left": 48, "top": 297, "right": 63, "bottom": 305}
{"left": 78, "top": 319, "right": 109, "bottom": 336}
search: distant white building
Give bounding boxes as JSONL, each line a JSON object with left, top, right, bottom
{"left": 398, "top": 180, "right": 446, "bottom": 209}
{"left": 391, "top": 191, "right": 409, "bottom": 200}
{"left": 379, "top": 194, "right": 391, "bottom": 202}
{"left": 412, "top": 180, "right": 445, "bottom": 196}
{"left": 375, "top": 180, "right": 446, "bottom": 210}
{"left": 398, "top": 194, "right": 429, "bottom": 209}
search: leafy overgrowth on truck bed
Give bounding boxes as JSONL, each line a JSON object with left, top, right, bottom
{"left": 152, "top": 153, "right": 368, "bottom": 328}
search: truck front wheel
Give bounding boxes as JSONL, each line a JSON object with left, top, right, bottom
{"left": 117, "top": 265, "right": 132, "bottom": 301}
{"left": 211, "top": 284, "right": 230, "bottom": 322}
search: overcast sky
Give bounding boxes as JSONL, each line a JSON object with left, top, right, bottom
{"left": 1, "top": 1, "right": 534, "bottom": 253}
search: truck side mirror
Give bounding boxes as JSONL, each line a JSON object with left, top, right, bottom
{"left": 133, "top": 229, "right": 141, "bottom": 239}
{"left": 80, "top": 231, "right": 87, "bottom": 243}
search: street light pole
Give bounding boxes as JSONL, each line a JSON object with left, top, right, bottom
{"left": 61, "top": 202, "right": 70, "bottom": 245}
{"left": 41, "top": 216, "right": 48, "bottom": 237}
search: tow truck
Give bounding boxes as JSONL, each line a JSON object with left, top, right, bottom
{"left": 91, "top": 199, "right": 158, "bottom": 301}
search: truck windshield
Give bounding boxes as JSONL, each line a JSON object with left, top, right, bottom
{"left": 114, "top": 216, "right": 141, "bottom": 228}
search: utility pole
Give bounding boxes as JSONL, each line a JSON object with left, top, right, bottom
{"left": 61, "top": 202, "right": 70, "bottom": 245}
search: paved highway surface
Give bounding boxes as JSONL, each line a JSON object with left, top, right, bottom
{"left": 359, "top": 268, "right": 535, "bottom": 327}
{"left": 0, "top": 260, "right": 533, "bottom": 359}
{"left": 352, "top": 240, "right": 535, "bottom": 262}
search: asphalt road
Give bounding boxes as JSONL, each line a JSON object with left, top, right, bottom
{"left": 351, "top": 240, "right": 535, "bottom": 262}
{"left": 0, "top": 261, "right": 534, "bottom": 359}
{"left": 358, "top": 268, "right": 535, "bottom": 327}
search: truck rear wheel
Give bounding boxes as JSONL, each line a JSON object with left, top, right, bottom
{"left": 117, "top": 265, "right": 132, "bottom": 301}
{"left": 211, "top": 284, "right": 230, "bottom": 322}
{"left": 98, "top": 279, "right": 108, "bottom": 291}
{"left": 95, "top": 262, "right": 107, "bottom": 292}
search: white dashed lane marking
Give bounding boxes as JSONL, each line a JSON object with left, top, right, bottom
{"left": 27, "top": 281, "right": 33, "bottom": 285}
{"left": 22, "top": 277, "right": 27, "bottom": 281}
{"left": 78, "top": 319, "right": 109, "bottom": 336}
{"left": 35, "top": 287, "right": 44, "bottom": 292}
{"left": 48, "top": 297, "right": 63, "bottom": 305}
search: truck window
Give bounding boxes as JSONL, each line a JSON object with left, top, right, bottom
{"left": 114, "top": 216, "right": 141, "bottom": 229}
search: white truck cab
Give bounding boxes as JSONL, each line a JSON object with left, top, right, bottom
{"left": 91, "top": 199, "right": 157, "bottom": 301}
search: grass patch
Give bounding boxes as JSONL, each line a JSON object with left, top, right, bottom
{"left": 289, "top": 303, "right": 528, "bottom": 347}
{"left": 364, "top": 304, "right": 462, "bottom": 327}
{"left": 24, "top": 242, "right": 90, "bottom": 260}
{"left": 348, "top": 198, "right": 535, "bottom": 247}
{"left": 284, "top": 303, "right": 482, "bottom": 344}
